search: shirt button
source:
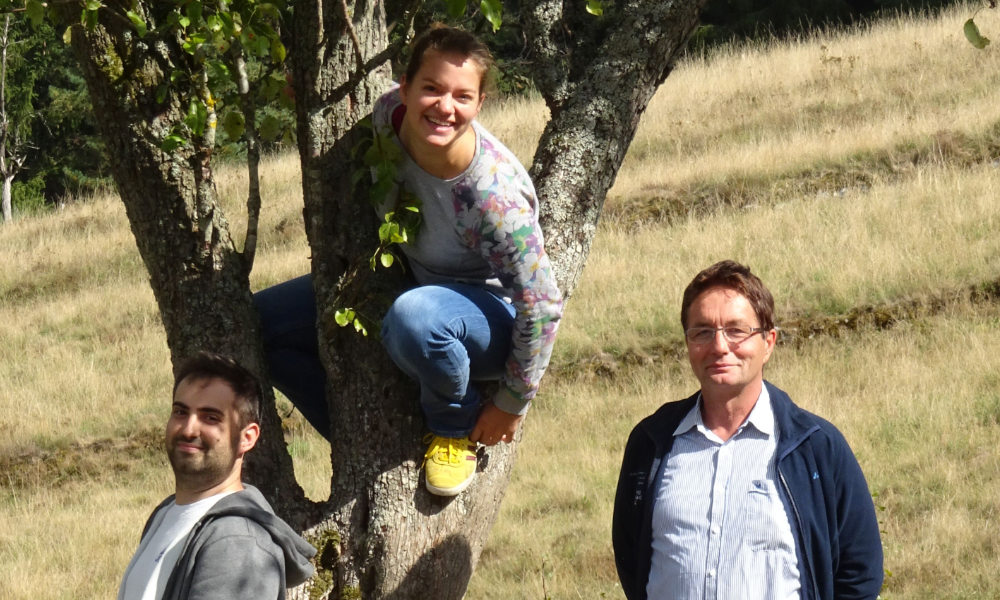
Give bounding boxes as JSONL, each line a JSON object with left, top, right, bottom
{"left": 711, "top": 526, "right": 720, "bottom": 535}
{"left": 708, "top": 569, "right": 716, "bottom": 578}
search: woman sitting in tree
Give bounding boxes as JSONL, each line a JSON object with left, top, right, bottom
{"left": 254, "top": 24, "right": 563, "bottom": 497}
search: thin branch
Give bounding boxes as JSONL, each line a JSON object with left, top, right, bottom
{"left": 232, "top": 44, "right": 262, "bottom": 274}
{"left": 338, "top": 0, "right": 365, "bottom": 72}
{"left": 327, "top": 0, "right": 422, "bottom": 103}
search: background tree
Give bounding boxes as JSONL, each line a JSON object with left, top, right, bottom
{"left": 18, "top": 0, "right": 706, "bottom": 597}
{"left": 0, "top": 12, "right": 34, "bottom": 222}
{"left": 1, "top": 15, "right": 107, "bottom": 215}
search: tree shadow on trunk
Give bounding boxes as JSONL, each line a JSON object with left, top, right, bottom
{"left": 383, "top": 534, "right": 474, "bottom": 599}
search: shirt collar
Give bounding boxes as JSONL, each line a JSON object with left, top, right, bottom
{"left": 673, "top": 384, "right": 774, "bottom": 438}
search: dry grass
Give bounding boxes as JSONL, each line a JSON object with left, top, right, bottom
{"left": 567, "top": 161, "right": 1000, "bottom": 361}
{"left": 613, "top": 7, "right": 1000, "bottom": 202}
{"left": 2, "top": 4, "right": 999, "bottom": 598}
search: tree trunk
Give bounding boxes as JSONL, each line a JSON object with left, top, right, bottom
{"left": 285, "top": 2, "right": 522, "bottom": 597}
{"left": 54, "top": 3, "right": 307, "bottom": 515}
{"left": 1, "top": 172, "right": 12, "bottom": 223}
{"left": 524, "top": 0, "right": 709, "bottom": 297}
{"left": 0, "top": 13, "right": 10, "bottom": 225}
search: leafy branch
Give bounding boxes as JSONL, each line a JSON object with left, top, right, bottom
{"left": 329, "top": 118, "right": 422, "bottom": 337}
{"left": 965, "top": 1, "right": 996, "bottom": 49}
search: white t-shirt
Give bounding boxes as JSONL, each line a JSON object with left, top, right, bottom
{"left": 117, "top": 492, "right": 234, "bottom": 600}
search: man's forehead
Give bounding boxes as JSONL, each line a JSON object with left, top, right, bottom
{"left": 174, "top": 376, "right": 238, "bottom": 412}
{"left": 687, "top": 286, "right": 758, "bottom": 321}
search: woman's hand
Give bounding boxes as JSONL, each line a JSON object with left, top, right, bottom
{"left": 469, "top": 403, "right": 523, "bottom": 446}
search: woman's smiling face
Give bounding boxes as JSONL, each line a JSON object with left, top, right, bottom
{"left": 399, "top": 48, "right": 485, "bottom": 155}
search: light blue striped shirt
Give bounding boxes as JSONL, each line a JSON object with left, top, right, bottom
{"left": 646, "top": 386, "right": 801, "bottom": 600}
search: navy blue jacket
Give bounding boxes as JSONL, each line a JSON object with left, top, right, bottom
{"left": 612, "top": 381, "right": 883, "bottom": 600}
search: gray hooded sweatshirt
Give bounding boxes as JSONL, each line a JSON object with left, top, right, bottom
{"left": 133, "top": 485, "right": 315, "bottom": 600}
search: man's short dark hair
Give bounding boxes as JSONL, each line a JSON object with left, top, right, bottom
{"left": 680, "top": 260, "right": 775, "bottom": 331}
{"left": 173, "top": 351, "right": 262, "bottom": 430}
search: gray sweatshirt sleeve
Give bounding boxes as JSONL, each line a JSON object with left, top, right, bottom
{"left": 186, "top": 530, "right": 284, "bottom": 599}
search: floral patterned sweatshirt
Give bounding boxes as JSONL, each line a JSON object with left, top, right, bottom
{"left": 372, "top": 86, "right": 563, "bottom": 415}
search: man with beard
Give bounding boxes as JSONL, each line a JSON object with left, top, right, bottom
{"left": 117, "top": 352, "right": 315, "bottom": 600}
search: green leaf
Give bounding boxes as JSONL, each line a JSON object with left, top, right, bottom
{"left": 84, "top": 0, "right": 101, "bottom": 10}
{"left": 481, "top": 0, "right": 502, "bottom": 31}
{"left": 208, "top": 59, "right": 231, "bottom": 81}
{"left": 126, "top": 11, "right": 148, "bottom": 38}
{"left": 380, "top": 252, "right": 394, "bottom": 268}
{"left": 185, "top": 1, "right": 203, "bottom": 25}
{"left": 185, "top": 100, "right": 207, "bottom": 137}
{"left": 585, "top": 0, "right": 604, "bottom": 16}
{"left": 258, "top": 3, "right": 282, "bottom": 20}
{"left": 259, "top": 115, "right": 282, "bottom": 141}
{"left": 206, "top": 15, "right": 224, "bottom": 33}
{"left": 353, "top": 318, "right": 368, "bottom": 336}
{"left": 369, "top": 177, "right": 395, "bottom": 206}
{"left": 155, "top": 84, "right": 169, "bottom": 104}
{"left": 218, "top": 11, "right": 235, "bottom": 35}
{"left": 444, "top": 0, "right": 465, "bottom": 18}
{"left": 63, "top": 26, "right": 73, "bottom": 45}
{"left": 378, "top": 221, "right": 396, "bottom": 243}
{"left": 182, "top": 33, "right": 207, "bottom": 55}
{"left": 964, "top": 18, "right": 990, "bottom": 50}
{"left": 334, "top": 308, "right": 354, "bottom": 327}
{"left": 270, "top": 38, "right": 286, "bottom": 63}
{"left": 363, "top": 143, "right": 382, "bottom": 167}
{"left": 222, "top": 111, "right": 245, "bottom": 140}
{"left": 25, "top": 1, "right": 45, "bottom": 27}
{"left": 161, "top": 134, "right": 187, "bottom": 152}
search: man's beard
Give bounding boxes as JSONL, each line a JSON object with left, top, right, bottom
{"left": 166, "top": 430, "right": 240, "bottom": 491}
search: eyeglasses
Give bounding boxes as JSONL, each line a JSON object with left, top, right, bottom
{"left": 684, "top": 326, "right": 767, "bottom": 345}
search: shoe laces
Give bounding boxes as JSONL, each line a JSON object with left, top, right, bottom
{"left": 423, "top": 434, "right": 469, "bottom": 465}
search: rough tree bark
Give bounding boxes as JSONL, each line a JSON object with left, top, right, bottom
{"left": 523, "top": 0, "right": 709, "bottom": 296}
{"left": 55, "top": 0, "right": 706, "bottom": 598}
{"left": 52, "top": 3, "right": 306, "bottom": 514}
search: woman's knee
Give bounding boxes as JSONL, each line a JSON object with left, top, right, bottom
{"left": 381, "top": 287, "right": 448, "bottom": 342}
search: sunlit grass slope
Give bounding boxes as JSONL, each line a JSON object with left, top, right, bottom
{"left": 2, "top": 3, "right": 1000, "bottom": 598}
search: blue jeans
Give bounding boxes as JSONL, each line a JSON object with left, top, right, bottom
{"left": 253, "top": 276, "right": 514, "bottom": 440}
{"left": 253, "top": 275, "right": 330, "bottom": 439}
{"left": 381, "top": 283, "right": 515, "bottom": 438}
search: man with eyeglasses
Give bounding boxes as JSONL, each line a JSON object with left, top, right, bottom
{"left": 613, "top": 260, "right": 882, "bottom": 600}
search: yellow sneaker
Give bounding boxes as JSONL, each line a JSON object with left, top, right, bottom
{"left": 423, "top": 434, "right": 478, "bottom": 496}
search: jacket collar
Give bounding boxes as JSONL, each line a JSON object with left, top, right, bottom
{"left": 637, "top": 380, "right": 820, "bottom": 457}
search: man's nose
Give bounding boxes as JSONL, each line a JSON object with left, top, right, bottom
{"left": 710, "top": 329, "right": 730, "bottom": 352}
{"left": 179, "top": 415, "right": 199, "bottom": 437}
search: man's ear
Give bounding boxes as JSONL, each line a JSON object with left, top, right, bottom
{"left": 762, "top": 328, "right": 778, "bottom": 365}
{"left": 238, "top": 422, "right": 261, "bottom": 455}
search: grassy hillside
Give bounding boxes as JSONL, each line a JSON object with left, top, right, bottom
{"left": 2, "top": 4, "right": 1000, "bottom": 598}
